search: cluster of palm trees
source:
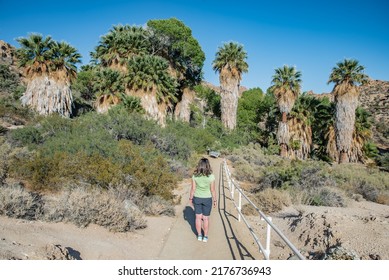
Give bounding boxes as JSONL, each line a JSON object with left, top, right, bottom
{"left": 14, "top": 22, "right": 369, "bottom": 164}
{"left": 268, "top": 60, "right": 369, "bottom": 163}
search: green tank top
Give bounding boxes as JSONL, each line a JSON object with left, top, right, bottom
{"left": 192, "top": 174, "right": 215, "bottom": 198}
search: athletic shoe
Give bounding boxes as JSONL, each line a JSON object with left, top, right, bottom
{"left": 203, "top": 236, "right": 208, "bottom": 243}
{"left": 197, "top": 235, "right": 203, "bottom": 241}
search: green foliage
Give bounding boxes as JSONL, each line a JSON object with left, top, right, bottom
{"left": 126, "top": 55, "right": 178, "bottom": 104}
{"left": 94, "top": 68, "right": 124, "bottom": 97}
{"left": 8, "top": 125, "right": 43, "bottom": 147}
{"left": 376, "top": 153, "right": 389, "bottom": 171}
{"left": 237, "top": 88, "right": 263, "bottom": 142}
{"left": 193, "top": 84, "right": 221, "bottom": 118}
{"left": 119, "top": 94, "right": 144, "bottom": 113}
{"left": 363, "top": 141, "right": 378, "bottom": 158}
{"left": 0, "top": 64, "right": 21, "bottom": 95}
{"left": 91, "top": 25, "right": 150, "bottom": 67}
{"left": 327, "top": 59, "right": 369, "bottom": 86}
{"left": 212, "top": 42, "right": 248, "bottom": 76}
{"left": 71, "top": 65, "right": 98, "bottom": 101}
{"left": 147, "top": 18, "right": 205, "bottom": 85}
{"left": 311, "top": 97, "right": 335, "bottom": 160}
{"left": 271, "top": 65, "right": 302, "bottom": 104}
{"left": 16, "top": 33, "right": 81, "bottom": 77}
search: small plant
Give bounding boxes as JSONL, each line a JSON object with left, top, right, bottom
{"left": 43, "top": 186, "right": 147, "bottom": 232}
{"left": 0, "top": 183, "right": 43, "bottom": 220}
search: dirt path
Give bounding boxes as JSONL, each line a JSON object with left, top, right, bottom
{"left": 157, "top": 157, "right": 262, "bottom": 259}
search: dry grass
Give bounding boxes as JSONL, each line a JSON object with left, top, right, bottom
{"left": 246, "top": 188, "right": 291, "bottom": 214}
{"left": 0, "top": 183, "right": 43, "bottom": 220}
{"left": 43, "top": 186, "right": 147, "bottom": 232}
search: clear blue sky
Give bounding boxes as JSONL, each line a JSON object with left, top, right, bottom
{"left": 1, "top": 0, "right": 388, "bottom": 93}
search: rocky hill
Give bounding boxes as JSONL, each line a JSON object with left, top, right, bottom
{"left": 359, "top": 80, "right": 389, "bottom": 149}
{"left": 0, "top": 40, "right": 16, "bottom": 65}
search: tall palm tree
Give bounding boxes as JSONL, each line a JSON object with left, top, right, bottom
{"left": 16, "top": 34, "right": 81, "bottom": 117}
{"left": 125, "top": 55, "right": 177, "bottom": 126}
{"left": 328, "top": 59, "right": 369, "bottom": 163}
{"left": 270, "top": 65, "right": 302, "bottom": 157}
{"left": 212, "top": 42, "right": 248, "bottom": 130}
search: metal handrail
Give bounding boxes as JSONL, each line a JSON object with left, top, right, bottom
{"left": 222, "top": 160, "right": 305, "bottom": 260}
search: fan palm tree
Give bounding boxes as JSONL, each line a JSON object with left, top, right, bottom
{"left": 91, "top": 25, "right": 149, "bottom": 72}
{"left": 270, "top": 65, "right": 302, "bottom": 157}
{"left": 212, "top": 42, "right": 248, "bottom": 130}
{"left": 125, "top": 55, "right": 177, "bottom": 126}
{"left": 93, "top": 68, "right": 124, "bottom": 113}
{"left": 16, "top": 34, "right": 81, "bottom": 117}
{"left": 327, "top": 59, "right": 369, "bottom": 163}
{"left": 288, "top": 93, "right": 316, "bottom": 159}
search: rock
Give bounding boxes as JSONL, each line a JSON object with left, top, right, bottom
{"left": 324, "top": 246, "right": 360, "bottom": 260}
{"left": 44, "top": 244, "right": 76, "bottom": 260}
{"left": 0, "top": 40, "right": 15, "bottom": 65}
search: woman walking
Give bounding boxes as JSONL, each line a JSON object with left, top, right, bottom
{"left": 189, "top": 158, "right": 217, "bottom": 242}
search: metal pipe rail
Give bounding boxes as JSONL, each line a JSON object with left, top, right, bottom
{"left": 222, "top": 160, "right": 305, "bottom": 260}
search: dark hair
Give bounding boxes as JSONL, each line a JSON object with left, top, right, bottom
{"left": 193, "top": 158, "right": 212, "bottom": 177}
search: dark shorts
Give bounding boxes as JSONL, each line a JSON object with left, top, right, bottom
{"left": 193, "top": 197, "right": 212, "bottom": 216}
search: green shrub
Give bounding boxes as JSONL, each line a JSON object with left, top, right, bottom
{"left": 8, "top": 126, "right": 43, "bottom": 147}
{"left": 376, "top": 153, "right": 389, "bottom": 171}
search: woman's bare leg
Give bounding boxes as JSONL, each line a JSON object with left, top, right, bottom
{"left": 202, "top": 215, "right": 209, "bottom": 236}
{"left": 195, "top": 214, "right": 203, "bottom": 236}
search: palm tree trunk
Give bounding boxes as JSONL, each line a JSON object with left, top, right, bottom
{"left": 220, "top": 74, "right": 239, "bottom": 130}
{"left": 21, "top": 75, "right": 73, "bottom": 117}
{"left": 335, "top": 91, "right": 359, "bottom": 163}
{"left": 174, "top": 87, "right": 194, "bottom": 123}
{"left": 277, "top": 112, "right": 289, "bottom": 158}
{"left": 131, "top": 90, "right": 166, "bottom": 127}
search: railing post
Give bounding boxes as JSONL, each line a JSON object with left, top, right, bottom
{"left": 266, "top": 217, "right": 272, "bottom": 259}
{"left": 238, "top": 192, "right": 242, "bottom": 222}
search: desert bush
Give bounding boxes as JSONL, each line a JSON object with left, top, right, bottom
{"left": 376, "top": 153, "right": 389, "bottom": 171}
{"left": 117, "top": 140, "right": 178, "bottom": 200}
{"left": 43, "top": 187, "right": 147, "bottom": 232}
{"left": 0, "top": 138, "right": 11, "bottom": 183}
{"left": 10, "top": 140, "right": 178, "bottom": 200}
{"left": 253, "top": 188, "right": 291, "bottom": 214}
{"left": 8, "top": 125, "right": 43, "bottom": 147}
{"left": 356, "top": 180, "right": 380, "bottom": 202}
{"left": 330, "top": 163, "right": 389, "bottom": 204}
{"left": 10, "top": 150, "right": 122, "bottom": 191}
{"left": 310, "top": 187, "right": 347, "bottom": 207}
{"left": 141, "top": 195, "right": 175, "bottom": 216}
{"left": 0, "top": 183, "right": 43, "bottom": 220}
